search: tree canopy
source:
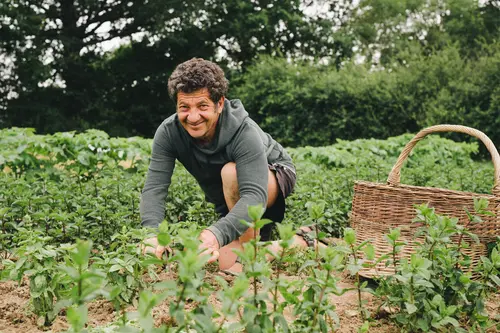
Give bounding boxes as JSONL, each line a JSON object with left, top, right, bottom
{"left": 1, "top": 0, "right": 499, "bottom": 142}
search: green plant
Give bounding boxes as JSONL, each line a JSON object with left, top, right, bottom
{"left": 288, "top": 202, "right": 345, "bottom": 332}
{"left": 58, "top": 240, "right": 106, "bottom": 332}
{"left": 1, "top": 227, "right": 68, "bottom": 326}
{"left": 377, "top": 201, "right": 500, "bottom": 332}
{"left": 93, "top": 226, "right": 159, "bottom": 324}
{"left": 342, "top": 227, "right": 378, "bottom": 323}
{"left": 293, "top": 245, "right": 344, "bottom": 333}
{"left": 1, "top": 127, "right": 499, "bottom": 332}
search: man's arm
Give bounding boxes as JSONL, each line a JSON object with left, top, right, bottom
{"left": 140, "top": 123, "right": 177, "bottom": 229}
{"left": 207, "top": 124, "right": 268, "bottom": 247}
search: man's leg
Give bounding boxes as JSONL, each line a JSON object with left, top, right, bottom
{"left": 216, "top": 162, "right": 319, "bottom": 273}
{"left": 217, "top": 162, "right": 279, "bottom": 270}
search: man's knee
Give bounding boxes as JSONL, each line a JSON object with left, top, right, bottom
{"left": 221, "top": 162, "right": 237, "bottom": 184}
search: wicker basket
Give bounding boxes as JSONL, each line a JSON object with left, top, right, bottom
{"left": 350, "top": 125, "right": 500, "bottom": 278}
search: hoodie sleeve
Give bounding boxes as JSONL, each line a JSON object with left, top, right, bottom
{"left": 207, "top": 123, "right": 268, "bottom": 247}
{"left": 140, "top": 123, "right": 177, "bottom": 229}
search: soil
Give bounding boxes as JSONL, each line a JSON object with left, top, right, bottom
{"left": 0, "top": 270, "right": 498, "bottom": 333}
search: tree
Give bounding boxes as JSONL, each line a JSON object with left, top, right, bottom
{"left": 334, "top": 0, "right": 500, "bottom": 67}
{"left": 1, "top": 0, "right": 339, "bottom": 136}
{"left": 1, "top": 0, "right": 209, "bottom": 132}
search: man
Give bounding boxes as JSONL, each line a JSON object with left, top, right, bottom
{"left": 140, "top": 58, "right": 297, "bottom": 274}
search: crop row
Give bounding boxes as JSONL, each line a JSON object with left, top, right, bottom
{"left": 0, "top": 128, "right": 498, "bottom": 332}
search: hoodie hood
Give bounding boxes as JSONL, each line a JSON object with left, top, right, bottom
{"left": 186, "top": 99, "right": 249, "bottom": 155}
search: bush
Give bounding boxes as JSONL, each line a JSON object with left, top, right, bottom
{"left": 231, "top": 43, "right": 500, "bottom": 149}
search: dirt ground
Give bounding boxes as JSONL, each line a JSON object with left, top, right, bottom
{"left": 0, "top": 270, "right": 498, "bottom": 333}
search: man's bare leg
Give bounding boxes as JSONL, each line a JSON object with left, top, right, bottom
{"left": 217, "top": 162, "right": 279, "bottom": 271}
{"left": 217, "top": 163, "right": 324, "bottom": 273}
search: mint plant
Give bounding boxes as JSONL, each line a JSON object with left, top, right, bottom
{"left": 377, "top": 202, "right": 500, "bottom": 332}
{"left": 58, "top": 240, "right": 106, "bottom": 332}
{"left": 230, "top": 204, "right": 276, "bottom": 332}
{"left": 289, "top": 202, "right": 345, "bottom": 332}
{"left": 305, "top": 200, "right": 327, "bottom": 261}
{"left": 269, "top": 223, "right": 296, "bottom": 331}
{"left": 293, "top": 245, "right": 344, "bottom": 333}
{"left": 93, "top": 226, "right": 157, "bottom": 324}
{"left": 342, "top": 227, "right": 378, "bottom": 323}
{"left": 0, "top": 226, "right": 70, "bottom": 326}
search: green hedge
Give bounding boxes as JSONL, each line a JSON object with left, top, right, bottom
{"left": 231, "top": 43, "right": 500, "bottom": 149}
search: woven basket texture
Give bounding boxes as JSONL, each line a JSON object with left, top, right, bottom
{"left": 350, "top": 125, "right": 500, "bottom": 278}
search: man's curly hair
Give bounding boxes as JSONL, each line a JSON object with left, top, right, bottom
{"left": 168, "top": 58, "right": 229, "bottom": 103}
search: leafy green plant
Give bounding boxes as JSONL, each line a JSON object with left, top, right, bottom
{"left": 292, "top": 244, "right": 344, "bottom": 333}
{"left": 93, "top": 226, "right": 159, "bottom": 325}
{"left": 342, "top": 227, "right": 378, "bottom": 323}
{"left": 58, "top": 240, "right": 107, "bottom": 332}
{"left": 1, "top": 128, "right": 499, "bottom": 332}
{"left": 234, "top": 205, "right": 277, "bottom": 332}
{"left": 286, "top": 202, "right": 345, "bottom": 333}
{"left": 376, "top": 201, "right": 500, "bottom": 332}
{"left": 0, "top": 227, "right": 68, "bottom": 326}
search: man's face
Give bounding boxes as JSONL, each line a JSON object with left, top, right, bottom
{"left": 176, "top": 88, "right": 224, "bottom": 142}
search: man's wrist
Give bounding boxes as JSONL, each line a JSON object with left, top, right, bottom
{"left": 204, "top": 227, "right": 222, "bottom": 249}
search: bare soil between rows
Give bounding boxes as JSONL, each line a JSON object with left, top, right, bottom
{"left": 1, "top": 269, "right": 499, "bottom": 333}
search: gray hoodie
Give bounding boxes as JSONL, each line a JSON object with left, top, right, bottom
{"left": 140, "top": 99, "right": 294, "bottom": 247}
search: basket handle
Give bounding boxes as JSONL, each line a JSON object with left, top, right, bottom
{"left": 387, "top": 124, "right": 500, "bottom": 195}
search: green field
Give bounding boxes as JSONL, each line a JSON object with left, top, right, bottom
{"left": 0, "top": 128, "right": 499, "bottom": 333}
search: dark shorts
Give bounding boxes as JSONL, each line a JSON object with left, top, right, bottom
{"left": 219, "top": 163, "right": 296, "bottom": 241}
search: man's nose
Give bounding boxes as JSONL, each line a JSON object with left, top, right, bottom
{"left": 187, "top": 110, "right": 201, "bottom": 123}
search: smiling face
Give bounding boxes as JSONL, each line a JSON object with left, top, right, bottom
{"left": 177, "top": 88, "right": 225, "bottom": 142}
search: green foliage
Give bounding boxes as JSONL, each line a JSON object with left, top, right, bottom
{"left": 341, "top": 228, "right": 379, "bottom": 322}
{"left": 1, "top": 228, "right": 67, "bottom": 326}
{"left": 1, "top": 0, "right": 336, "bottom": 137}
{"left": 234, "top": 42, "right": 500, "bottom": 149}
{"left": 376, "top": 202, "right": 500, "bottom": 332}
{"left": 94, "top": 227, "right": 157, "bottom": 316}
{"left": 287, "top": 133, "right": 493, "bottom": 236}
{"left": 1, "top": 128, "right": 499, "bottom": 331}
{"left": 290, "top": 204, "right": 344, "bottom": 333}
{"left": 2, "top": 0, "right": 498, "bottom": 145}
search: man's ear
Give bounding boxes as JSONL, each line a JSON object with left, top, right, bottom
{"left": 217, "top": 96, "right": 225, "bottom": 113}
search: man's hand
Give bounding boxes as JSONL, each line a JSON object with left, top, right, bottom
{"left": 199, "top": 229, "right": 220, "bottom": 263}
{"left": 142, "top": 236, "right": 171, "bottom": 259}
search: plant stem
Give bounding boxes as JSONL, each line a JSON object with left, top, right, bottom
{"left": 272, "top": 247, "right": 286, "bottom": 330}
{"left": 428, "top": 240, "right": 437, "bottom": 261}
{"left": 351, "top": 243, "right": 365, "bottom": 321}
{"left": 315, "top": 224, "right": 319, "bottom": 262}
{"left": 312, "top": 269, "right": 331, "bottom": 328}
{"left": 392, "top": 244, "right": 398, "bottom": 274}
{"left": 409, "top": 275, "right": 414, "bottom": 304}
{"left": 356, "top": 271, "right": 364, "bottom": 321}
{"left": 454, "top": 219, "right": 472, "bottom": 269}
{"left": 175, "top": 283, "right": 186, "bottom": 311}
{"left": 216, "top": 299, "right": 235, "bottom": 333}
{"left": 77, "top": 265, "right": 83, "bottom": 305}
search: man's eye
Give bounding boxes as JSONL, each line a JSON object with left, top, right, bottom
{"left": 199, "top": 104, "right": 209, "bottom": 109}
{"left": 179, "top": 106, "right": 189, "bottom": 111}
